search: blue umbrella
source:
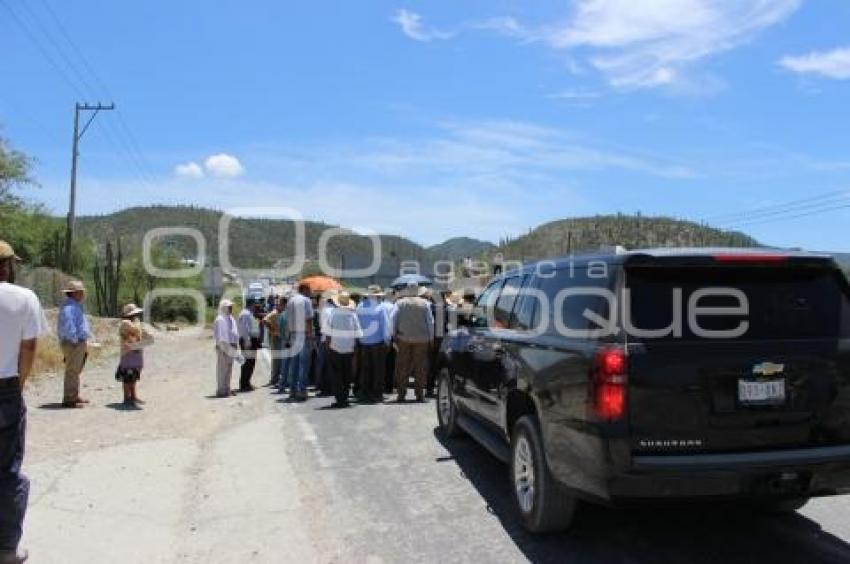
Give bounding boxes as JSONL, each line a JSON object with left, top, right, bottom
{"left": 389, "top": 273, "right": 433, "bottom": 290}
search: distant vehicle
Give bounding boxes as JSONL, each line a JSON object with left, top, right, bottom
{"left": 244, "top": 281, "right": 267, "bottom": 306}
{"left": 436, "top": 248, "right": 850, "bottom": 533}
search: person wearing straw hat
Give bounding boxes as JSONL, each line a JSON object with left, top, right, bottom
{"left": 116, "top": 303, "right": 154, "bottom": 408}
{"left": 356, "top": 285, "right": 390, "bottom": 402}
{"left": 326, "top": 292, "right": 362, "bottom": 408}
{"left": 392, "top": 282, "right": 434, "bottom": 402}
{"left": 57, "top": 280, "right": 93, "bottom": 408}
{"left": 263, "top": 296, "right": 287, "bottom": 387}
{"left": 0, "top": 240, "right": 47, "bottom": 564}
{"left": 213, "top": 298, "right": 240, "bottom": 398}
{"left": 377, "top": 288, "right": 397, "bottom": 394}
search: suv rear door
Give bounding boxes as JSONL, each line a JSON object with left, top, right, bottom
{"left": 625, "top": 256, "right": 850, "bottom": 455}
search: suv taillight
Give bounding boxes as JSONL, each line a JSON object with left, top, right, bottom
{"left": 593, "top": 347, "right": 627, "bottom": 422}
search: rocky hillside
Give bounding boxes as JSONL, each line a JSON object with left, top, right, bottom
{"left": 498, "top": 214, "right": 760, "bottom": 261}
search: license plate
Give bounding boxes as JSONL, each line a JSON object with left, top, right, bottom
{"left": 738, "top": 378, "right": 786, "bottom": 405}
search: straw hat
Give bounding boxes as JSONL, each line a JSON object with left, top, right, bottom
{"left": 0, "top": 240, "right": 21, "bottom": 261}
{"left": 122, "top": 303, "right": 143, "bottom": 318}
{"left": 332, "top": 291, "right": 354, "bottom": 309}
{"left": 63, "top": 280, "right": 86, "bottom": 294}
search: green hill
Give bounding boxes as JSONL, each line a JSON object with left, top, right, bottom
{"left": 498, "top": 214, "right": 760, "bottom": 261}
{"left": 427, "top": 237, "right": 495, "bottom": 261}
{"left": 77, "top": 205, "right": 429, "bottom": 271}
{"left": 76, "top": 208, "right": 763, "bottom": 276}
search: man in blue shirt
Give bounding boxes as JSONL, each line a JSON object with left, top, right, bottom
{"left": 57, "top": 280, "right": 92, "bottom": 408}
{"left": 356, "top": 286, "right": 391, "bottom": 402}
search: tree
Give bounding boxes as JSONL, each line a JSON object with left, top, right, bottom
{"left": 0, "top": 135, "right": 33, "bottom": 206}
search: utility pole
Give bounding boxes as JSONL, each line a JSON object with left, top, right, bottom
{"left": 65, "top": 101, "right": 115, "bottom": 271}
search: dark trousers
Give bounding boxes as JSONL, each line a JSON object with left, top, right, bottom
{"left": 0, "top": 384, "right": 28, "bottom": 552}
{"left": 316, "top": 341, "right": 332, "bottom": 395}
{"left": 385, "top": 343, "right": 396, "bottom": 393}
{"left": 328, "top": 349, "right": 354, "bottom": 406}
{"left": 359, "top": 343, "right": 387, "bottom": 401}
{"left": 239, "top": 338, "right": 260, "bottom": 390}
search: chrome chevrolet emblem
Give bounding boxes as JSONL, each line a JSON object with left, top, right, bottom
{"left": 753, "top": 362, "right": 785, "bottom": 377}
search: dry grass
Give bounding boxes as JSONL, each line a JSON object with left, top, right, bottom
{"left": 33, "top": 310, "right": 122, "bottom": 378}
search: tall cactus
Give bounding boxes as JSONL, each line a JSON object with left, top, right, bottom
{"left": 93, "top": 238, "right": 123, "bottom": 317}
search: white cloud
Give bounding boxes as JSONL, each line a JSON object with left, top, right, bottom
{"left": 174, "top": 161, "right": 204, "bottom": 178}
{"left": 339, "top": 119, "right": 698, "bottom": 180}
{"left": 472, "top": 17, "right": 531, "bottom": 40}
{"left": 779, "top": 47, "right": 850, "bottom": 79}
{"left": 392, "top": 8, "right": 452, "bottom": 42}
{"left": 204, "top": 153, "right": 244, "bottom": 178}
{"left": 479, "top": 0, "right": 801, "bottom": 88}
{"left": 545, "top": 89, "right": 600, "bottom": 101}
{"left": 65, "top": 119, "right": 699, "bottom": 244}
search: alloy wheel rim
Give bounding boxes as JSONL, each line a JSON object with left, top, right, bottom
{"left": 514, "top": 436, "right": 535, "bottom": 514}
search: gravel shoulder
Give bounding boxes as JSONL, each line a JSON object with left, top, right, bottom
{"left": 22, "top": 328, "right": 321, "bottom": 563}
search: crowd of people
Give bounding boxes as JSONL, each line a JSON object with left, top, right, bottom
{"left": 213, "top": 280, "right": 476, "bottom": 408}
{"left": 0, "top": 234, "right": 478, "bottom": 563}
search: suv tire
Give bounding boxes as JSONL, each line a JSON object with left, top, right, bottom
{"left": 437, "top": 369, "right": 463, "bottom": 438}
{"left": 511, "top": 415, "right": 577, "bottom": 533}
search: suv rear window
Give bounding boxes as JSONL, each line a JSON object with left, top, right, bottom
{"left": 626, "top": 266, "right": 849, "bottom": 341}
{"left": 532, "top": 266, "right": 615, "bottom": 336}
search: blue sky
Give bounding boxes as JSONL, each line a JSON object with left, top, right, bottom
{"left": 3, "top": 0, "right": 850, "bottom": 249}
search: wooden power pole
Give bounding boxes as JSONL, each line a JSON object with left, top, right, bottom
{"left": 65, "top": 102, "right": 115, "bottom": 271}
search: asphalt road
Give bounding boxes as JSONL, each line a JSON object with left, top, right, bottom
{"left": 277, "top": 389, "right": 850, "bottom": 564}
{"left": 20, "top": 330, "right": 850, "bottom": 563}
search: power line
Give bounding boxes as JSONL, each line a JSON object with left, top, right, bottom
{"left": 33, "top": 0, "right": 160, "bottom": 185}
{"left": 724, "top": 197, "right": 850, "bottom": 229}
{"left": 0, "top": 1, "right": 89, "bottom": 97}
{"left": 708, "top": 188, "right": 850, "bottom": 224}
{"left": 8, "top": 0, "right": 160, "bottom": 189}
{"left": 718, "top": 191, "right": 850, "bottom": 226}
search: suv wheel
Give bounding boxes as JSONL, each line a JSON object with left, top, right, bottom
{"left": 511, "top": 415, "right": 577, "bottom": 533}
{"left": 437, "top": 369, "right": 463, "bottom": 437}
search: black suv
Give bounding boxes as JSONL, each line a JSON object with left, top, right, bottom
{"left": 436, "top": 248, "right": 850, "bottom": 533}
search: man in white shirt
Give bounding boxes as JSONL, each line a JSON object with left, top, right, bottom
{"left": 326, "top": 292, "right": 362, "bottom": 408}
{"left": 213, "top": 299, "right": 239, "bottom": 398}
{"left": 0, "top": 241, "right": 47, "bottom": 564}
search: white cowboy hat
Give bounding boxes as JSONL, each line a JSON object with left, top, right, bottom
{"left": 63, "top": 280, "right": 86, "bottom": 294}
{"left": 122, "top": 303, "right": 144, "bottom": 318}
{"left": 332, "top": 291, "right": 354, "bottom": 309}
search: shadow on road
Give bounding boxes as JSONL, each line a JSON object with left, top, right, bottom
{"left": 434, "top": 428, "right": 850, "bottom": 564}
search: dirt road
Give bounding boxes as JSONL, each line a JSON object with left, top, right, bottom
{"left": 22, "top": 328, "right": 324, "bottom": 563}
